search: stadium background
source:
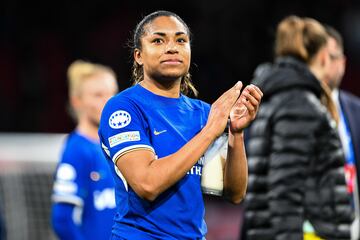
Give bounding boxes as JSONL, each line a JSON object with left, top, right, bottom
{"left": 0, "top": 0, "right": 360, "bottom": 239}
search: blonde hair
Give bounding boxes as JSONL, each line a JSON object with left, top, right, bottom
{"left": 320, "top": 81, "right": 339, "bottom": 124}
{"left": 275, "top": 15, "right": 328, "bottom": 63}
{"left": 275, "top": 16, "right": 339, "bottom": 124}
{"left": 67, "top": 60, "right": 117, "bottom": 121}
{"left": 67, "top": 60, "right": 116, "bottom": 97}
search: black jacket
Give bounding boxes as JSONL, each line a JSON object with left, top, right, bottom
{"left": 243, "top": 57, "right": 353, "bottom": 240}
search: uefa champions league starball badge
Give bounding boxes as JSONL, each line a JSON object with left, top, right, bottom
{"left": 109, "top": 110, "right": 131, "bottom": 129}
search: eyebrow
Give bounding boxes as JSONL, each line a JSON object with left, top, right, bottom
{"left": 152, "top": 31, "right": 187, "bottom": 36}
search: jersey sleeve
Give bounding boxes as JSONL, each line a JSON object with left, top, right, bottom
{"left": 52, "top": 139, "right": 91, "bottom": 207}
{"left": 99, "top": 97, "right": 154, "bottom": 165}
{"left": 203, "top": 101, "right": 211, "bottom": 120}
{"left": 51, "top": 203, "right": 86, "bottom": 240}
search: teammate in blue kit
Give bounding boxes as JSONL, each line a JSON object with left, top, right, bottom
{"left": 51, "top": 60, "right": 118, "bottom": 240}
{"left": 99, "top": 10, "right": 263, "bottom": 240}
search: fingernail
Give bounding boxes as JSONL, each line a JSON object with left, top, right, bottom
{"left": 235, "top": 81, "right": 242, "bottom": 90}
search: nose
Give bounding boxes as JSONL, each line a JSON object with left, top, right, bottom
{"left": 165, "top": 40, "right": 178, "bottom": 53}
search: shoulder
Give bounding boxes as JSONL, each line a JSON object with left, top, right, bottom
{"left": 101, "top": 86, "right": 143, "bottom": 123}
{"left": 340, "top": 90, "right": 360, "bottom": 107}
{"left": 182, "top": 95, "right": 210, "bottom": 111}
{"left": 105, "top": 86, "right": 139, "bottom": 109}
{"left": 62, "top": 132, "right": 84, "bottom": 154}
{"left": 273, "top": 89, "right": 323, "bottom": 113}
{"left": 262, "top": 88, "right": 329, "bottom": 131}
{"left": 256, "top": 57, "right": 322, "bottom": 100}
{"left": 61, "top": 132, "right": 94, "bottom": 164}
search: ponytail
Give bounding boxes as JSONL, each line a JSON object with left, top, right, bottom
{"left": 275, "top": 16, "right": 327, "bottom": 63}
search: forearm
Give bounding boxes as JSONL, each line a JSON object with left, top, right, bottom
{"left": 223, "top": 131, "right": 248, "bottom": 204}
{"left": 116, "top": 82, "right": 245, "bottom": 201}
{"left": 126, "top": 127, "right": 216, "bottom": 201}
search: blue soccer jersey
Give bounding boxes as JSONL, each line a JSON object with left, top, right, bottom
{"left": 52, "top": 131, "right": 116, "bottom": 240}
{"left": 99, "top": 84, "right": 210, "bottom": 239}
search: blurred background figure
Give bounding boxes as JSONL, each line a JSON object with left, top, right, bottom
{"left": 324, "top": 25, "right": 360, "bottom": 240}
{"left": 51, "top": 60, "right": 118, "bottom": 240}
{"left": 242, "top": 16, "right": 353, "bottom": 240}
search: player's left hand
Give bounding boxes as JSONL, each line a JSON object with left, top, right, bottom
{"left": 229, "top": 84, "right": 263, "bottom": 134}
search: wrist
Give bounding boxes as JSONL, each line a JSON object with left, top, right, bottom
{"left": 228, "top": 130, "right": 244, "bottom": 146}
{"left": 201, "top": 125, "right": 218, "bottom": 142}
{"left": 229, "top": 128, "right": 244, "bottom": 137}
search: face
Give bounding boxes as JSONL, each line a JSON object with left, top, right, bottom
{"left": 134, "top": 16, "right": 191, "bottom": 83}
{"left": 324, "top": 37, "right": 346, "bottom": 90}
{"left": 74, "top": 72, "right": 118, "bottom": 126}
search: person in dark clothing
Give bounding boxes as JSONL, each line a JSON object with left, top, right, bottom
{"left": 324, "top": 25, "right": 360, "bottom": 239}
{"left": 242, "top": 16, "right": 353, "bottom": 240}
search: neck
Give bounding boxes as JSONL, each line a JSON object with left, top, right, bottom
{"left": 141, "top": 76, "right": 181, "bottom": 98}
{"left": 309, "top": 64, "right": 324, "bottom": 82}
{"left": 76, "top": 119, "right": 99, "bottom": 141}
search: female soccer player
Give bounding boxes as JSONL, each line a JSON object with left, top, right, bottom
{"left": 52, "top": 60, "right": 118, "bottom": 240}
{"left": 99, "top": 10, "right": 262, "bottom": 240}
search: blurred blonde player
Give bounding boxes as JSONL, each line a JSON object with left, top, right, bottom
{"left": 51, "top": 60, "right": 118, "bottom": 240}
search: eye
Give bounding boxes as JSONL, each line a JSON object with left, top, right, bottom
{"left": 329, "top": 52, "right": 343, "bottom": 61}
{"left": 94, "top": 92, "right": 103, "bottom": 98}
{"left": 177, "top": 38, "right": 187, "bottom": 43}
{"left": 152, "top": 38, "right": 164, "bottom": 44}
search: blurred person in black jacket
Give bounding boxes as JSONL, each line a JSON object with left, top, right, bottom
{"left": 324, "top": 25, "right": 360, "bottom": 240}
{"left": 241, "top": 16, "right": 353, "bottom": 240}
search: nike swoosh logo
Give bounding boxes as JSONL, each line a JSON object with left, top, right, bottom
{"left": 154, "top": 129, "right": 167, "bottom": 135}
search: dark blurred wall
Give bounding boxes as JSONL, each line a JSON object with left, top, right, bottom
{"left": 0, "top": 0, "right": 359, "bottom": 132}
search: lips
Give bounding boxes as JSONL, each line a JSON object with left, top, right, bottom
{"left": 161, "top": 59, "right": 183, "bottom": 64}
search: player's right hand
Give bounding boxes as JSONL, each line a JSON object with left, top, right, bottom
{"left": 204, "top": 81, "right": 242, "bottom": 138}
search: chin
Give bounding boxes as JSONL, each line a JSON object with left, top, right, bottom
{"left": 158, "top": 71, "right": 187, "bottom": 81}
{"left": 151, "top": 75, "right": 176, "bottom": 83}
